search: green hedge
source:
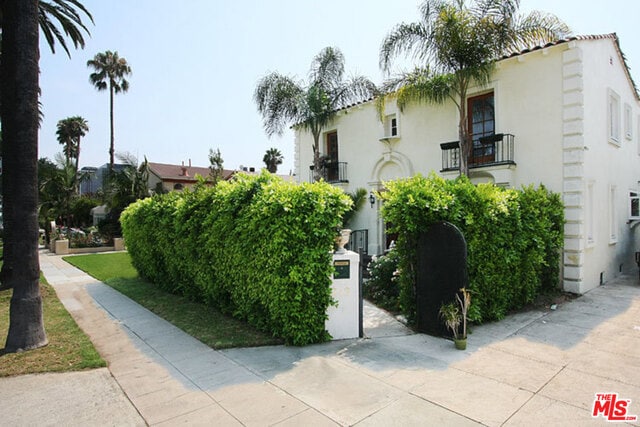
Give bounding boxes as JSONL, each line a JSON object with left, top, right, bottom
{"left": 120, "top": 172, "right": 351, "bottom": 345}
{"left": 380, "top": 173, "right": 564, "bottom": 323}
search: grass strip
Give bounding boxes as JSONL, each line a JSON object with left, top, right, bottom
{"left": 64, "top": 253, "right": 282, "bottom": 349}
{"left": 0, "top": 274, "right": 106, "bottom": 377}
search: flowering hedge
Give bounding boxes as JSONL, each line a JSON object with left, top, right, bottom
{"left": 380, "top": 173, "right": 564, "bottom": 323}
{"left": 121, "top": 172, "right": 351, "bottom": 345}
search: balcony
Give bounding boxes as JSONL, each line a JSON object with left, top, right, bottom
{"left": 441, "top": 133, "right": 515, "bottom": 172}
{"left": 309, "top": 161, "right": 349, "bottom": 183}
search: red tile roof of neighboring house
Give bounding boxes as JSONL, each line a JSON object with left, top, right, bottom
{"left": 148, "top": 162, "right": 234, "bottom": 182}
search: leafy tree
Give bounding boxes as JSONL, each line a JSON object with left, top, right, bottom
{"left": 379, "top": 0, "right": 570, "bottom": 176}
{"left": 0, "top": 0, "right": 47, "bottom": 352}
{"left": 37, "top": 157, "right": 61, "bottom": 228}
{"left": 254, "top": 47, "right": 376, "bottom": 180}
{"left": 39, "top": 154, "right": 78, "bottom": 227}
{"left": 87, "top": 51, "right": 132, "bottom": 172}
{"left": 263, "top": 147, "right": 283, "bottom": 173}
{"left": 69, "top": 196, "right": 100, "bottom": 227}
{"left": 208, "top": 148, "right": 224, "bottom": 183}
{"left": 55, "top": 115, "right": 88, "bottom": 184}
{"left": 98, "top": 153, "right": 150, "bottom": 241}
{"left": 106, "top": 152, "right": 150, "bottom": 211}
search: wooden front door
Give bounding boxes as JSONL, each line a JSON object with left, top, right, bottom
{"left": 467, "top": 92, "right": 495, "bottom": 165}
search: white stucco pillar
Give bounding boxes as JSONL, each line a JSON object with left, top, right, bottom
{"left": 326, "top": 250, "right": 360, "bottom": 340}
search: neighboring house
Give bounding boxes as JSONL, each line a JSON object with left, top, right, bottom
{"left": 79, "top": 163, "right": 128, "bottom": 196}
{"left": 238, "top": 165, "right": 297, "bottom": 183}
{"left": 294, "top": 34, "right": 640, "bottom": 294}
{"left": 147, "top": 161, "right": 234, "bottom": 193}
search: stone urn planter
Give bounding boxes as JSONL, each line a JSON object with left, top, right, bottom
{"left": 334, "top": 229, "right": 351, "bottom": 254}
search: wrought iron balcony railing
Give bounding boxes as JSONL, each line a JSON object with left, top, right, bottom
{"left": 441, "top": 133, "right": 515, "bottom": 172}
{"left": 309, "top": 161, "right": 349, "bottom": 183}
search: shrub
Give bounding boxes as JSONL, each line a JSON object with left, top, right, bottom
{"left": 69, "top": 197, "right": 101, "bottom": 227}
{"left": 380, "top": 173, "right": 564, "bottom": 323}
{"left": 364, "top": 248, "right": 401, "bottom": 313}
{"left": 121, "top": 171, "right": 351, "bottom": 345}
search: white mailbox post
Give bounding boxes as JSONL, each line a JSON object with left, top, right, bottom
{"left": 325, "top": 250, "right": 360, "bottom": 340}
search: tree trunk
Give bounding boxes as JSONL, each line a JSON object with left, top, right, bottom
{"left": 109, "top": 83, "right": 115, "bottom": 172}
{"left": 312, "top": 130, "right": 321, "bottom": 182}
{"left": 75, "top": 136, "right": 81, "bottom": 194}
{"left": 1, "top": 0, "right": 48, "bottom": 352}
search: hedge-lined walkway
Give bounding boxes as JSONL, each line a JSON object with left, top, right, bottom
{"left": 17, "top": 250, "right": 639, "bottom": 426}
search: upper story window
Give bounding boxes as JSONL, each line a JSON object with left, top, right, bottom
{"left": 325, "top": 131, "right": 340, "bottom": 182}
{"left": 468, "top": 92, "right": 495, "bottom": 163}
{"left": 624, "top": 103, "right": 633, "bottom": 140}
{"left": 608, "top": 89, "right": 621, "bottom": 146}
{"left": 609, "top": 184, "right": 618, "bottom": 244}
{"left": 630, "top": 190, "right": 640, "bottom": 220}
{"left": 637, "top": 115, "right": 640, "bottom": 155}
{"left": 468, "top": 92, "right": 495, "bottom": 141}
{"left": 586, "top": 181, "right": 595, "bottom": 246}
{"left": 383, "top": 114, "right": 399, "bottom": 138}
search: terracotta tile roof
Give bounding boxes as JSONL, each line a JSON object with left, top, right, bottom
{"left": 325, "top": 33, "right": 639, "bottom": 115}
{"left": 148, "top": 162, "right": 234, "bottom": 182}
{"left": 500, "top": 33, "right": 638, "bottom": 99}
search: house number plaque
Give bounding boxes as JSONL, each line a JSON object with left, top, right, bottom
{"left": 334, "top": 260, "right": 350, "bottom": 279}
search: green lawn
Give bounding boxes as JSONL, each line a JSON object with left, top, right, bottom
{"left": 64, "top": 253, "right": 282, "bottom": 349}
{"left": 0, "top": 274, "right": 106, "bottom": 377}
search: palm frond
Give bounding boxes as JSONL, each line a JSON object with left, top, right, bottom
{"left": 380, "top": 21, "right": 433, "bottom": 74}
{"left": 310, "top": 47, "right": 345, "bottom": 90}
{"left": 394, "top": 69, "right": 456, "bottom": 111}
{"left": 506, "top": 11, "right": 571, "bottom": 52}
{"left": 331, "top": 75, "right": 378, "bottom": 110}
{"left": 254, "top": 73, "right": 305, "bottom": 137}
{"left": 38, "top": 0, "right": 93, "bottom": 57}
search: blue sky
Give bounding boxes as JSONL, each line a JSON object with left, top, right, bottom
{"left": 38, "top": 0, "right": 640, "bottom": 174}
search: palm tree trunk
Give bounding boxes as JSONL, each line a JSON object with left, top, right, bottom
{"left": 312, "top": 130, "right": 321, "bottom": 182}
{"left": 109, "top": 83, "right": 115, "bottom": 172}
{"left": 75, "top": 136, "right": 81, "bottom": 194}
{"left": 457, "top": 87, "right": 470, "bottom": 178}
{"left": 1, "top": 0, "right": 48, "bottom": 352}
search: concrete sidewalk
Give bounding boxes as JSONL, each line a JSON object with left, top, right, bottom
{"left": 2, "top": 251, "right": 640, "bottom": 426}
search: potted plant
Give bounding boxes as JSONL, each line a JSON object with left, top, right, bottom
{"left": 439, "top": 287, "right": 471, "bottom": 350}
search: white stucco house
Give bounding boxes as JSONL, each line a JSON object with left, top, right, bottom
{"left": 293, "top": 34, "right": 640, "bottom": 294}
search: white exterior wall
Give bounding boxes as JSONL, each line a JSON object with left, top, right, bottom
{"left": 576, "top": 39, "right": 640, "bottom": 292}
{"left": 294, "top": 37, "right": 640, "bottom": 293}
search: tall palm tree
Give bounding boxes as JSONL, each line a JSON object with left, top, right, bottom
{"left": 254, "top": 47, "right": 376, "bottom": 181}
{"left": 379, "top": 0, "right": 570, "bottom": 176}
{"left": 1, "top": 0, "right": 91, "bottom": 353}
{"left": 0, "top": 0, "right": 48, "bottom": 352}
{"left": 263, "top": 147, "right": 283, "bottom": 173}
{"left": 56, "top": 115, "right": 88, "bottom": 183}
{"left": 87, "top": 51, "right": 132, "bottom": 172}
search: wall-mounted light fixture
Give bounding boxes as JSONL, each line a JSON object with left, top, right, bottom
{"left": 369, "top": 191, "right": 376, "bottom": 208}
